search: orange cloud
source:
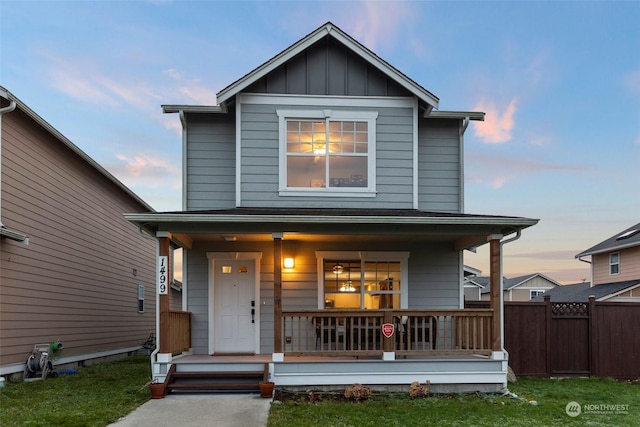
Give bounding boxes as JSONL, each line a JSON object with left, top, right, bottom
{"left": 473, "top": 98, "right": 518, "bottom": 144}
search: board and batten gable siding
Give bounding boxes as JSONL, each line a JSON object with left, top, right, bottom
{"left": 592, "top": 246, "right": 640, "bottom": 285}
{"left": 185, "top": 113, "right": 236, "bottom": 210}
{"left": 0, "top": 108, "right": 156, "bottom": 369}
{"left": 238, "top": 101, "right": 415, "bottom": 208}
{"left": 417, "top": 118, "right": 461, "bottom": 213}
{"left": 245, "top": 35, "right": 414, "bottom": 98}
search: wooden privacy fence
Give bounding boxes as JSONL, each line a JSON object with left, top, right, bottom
{"left": 502, "top": 297, "right": 640, "bottom": 380}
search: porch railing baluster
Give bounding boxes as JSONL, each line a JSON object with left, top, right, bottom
{"left": 280, "top": 309, "right": 493, "bottom": 357}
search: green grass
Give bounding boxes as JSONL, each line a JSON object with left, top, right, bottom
{"left": 0, "top": 355, "right": 151, "bottom": 427}
{"left": 267, "top": 377, "right": 640, "bottom": 427}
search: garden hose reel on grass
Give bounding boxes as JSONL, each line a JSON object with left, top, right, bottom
{"left": 23, "top": 339, "right": 64, "bottom": 380}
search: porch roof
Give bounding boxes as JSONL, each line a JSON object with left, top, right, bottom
{"left": 125, "top": 208, "right": 538, "bottom": 250}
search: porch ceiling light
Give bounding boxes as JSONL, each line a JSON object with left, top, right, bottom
{"left": 332, "top": 263, "right": 343, "bottom": 274}
{"left": 283, "top": 257, "right": 295, "bottom": 269}
{"left": 223, "top": 236, "right": 237, "bottom": 241}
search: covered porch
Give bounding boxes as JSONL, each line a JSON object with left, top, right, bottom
{"left": 125, "top": 208, "right": 537, "bottom": 392}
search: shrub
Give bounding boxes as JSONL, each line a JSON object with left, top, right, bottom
{"left": 344, "top": 383, "right": 371, "bottom": 401}
{"left": 409, "top": 380, "right": 429, "bottom": 398}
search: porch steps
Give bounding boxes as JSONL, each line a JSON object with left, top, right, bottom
{"left": 166, "top": 363, "right": 268, "bottom": 394}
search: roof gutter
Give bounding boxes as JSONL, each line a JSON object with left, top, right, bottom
{"left": 577, "top": 255, "right": 593, "bottom": 287}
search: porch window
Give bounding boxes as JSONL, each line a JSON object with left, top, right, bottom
{"left": 277, "top": 110, "right": 377, "bottom": 196}
{"left": 610, "top": 252, "right": 620, "bottom": 275}
{"left": 317, "top": 251, "right": 408, "bottom": 309}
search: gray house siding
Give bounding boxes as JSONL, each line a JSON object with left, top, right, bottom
{"left": 245, "top": 36, "right": 413, "bottom": 98}
{"left": 239, "top": 102, "right": 415, "bottom": 208}
{"left": 0, "top": 106, "right": 156, "bottom": 372}
{"left": 185, "top": 113, "right": 236, "bottom": 210}
{"left": 418, "top": 118, "right": 461, "bottom": 213}
{"left": 187, "top": 241, "right": 460, "bottom": 355}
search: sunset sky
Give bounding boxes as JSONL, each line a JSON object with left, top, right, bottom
{"left": 2, "top": 1, "right": 639, "bottom": 284}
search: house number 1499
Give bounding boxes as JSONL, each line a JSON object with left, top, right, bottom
{"left": 158, "top": 256, "right": 168, "bottom": 295}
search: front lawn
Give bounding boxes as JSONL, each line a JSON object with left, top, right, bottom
{"left": 0, "top": 355, "right": 151, "bottom": 427}
{"left": 267, "top": 377, "right": 639, "bottom": 427}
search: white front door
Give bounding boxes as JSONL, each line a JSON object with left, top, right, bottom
{"left": 213, "top": 260, "right": 257, "bottom": 353}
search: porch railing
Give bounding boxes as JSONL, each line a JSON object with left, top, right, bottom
{"left": 169, "top": 310, "right": 191, "bottom": 355}
{"left": 281, "top": 309, "right": 493, "bottom": 357}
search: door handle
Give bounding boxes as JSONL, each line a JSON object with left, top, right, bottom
{"left": 251, "top": 308, "right": 255, "bottom": 323}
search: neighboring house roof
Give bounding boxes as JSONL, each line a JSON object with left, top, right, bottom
{"left": 479, "top": 273, "right": 561, "bottom": 294}
{"left": 215, "top": 22, "right": 441, "bottom": 112}
{"left": 0, "top": 86, "right": 155, "bottom": 213}
{"left": 575, "top": 222, "right": 640, "bottom": 258}
{"left": 533, "top": 280, "right": 640, "bottom": 302}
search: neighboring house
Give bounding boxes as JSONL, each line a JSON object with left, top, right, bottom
{"left": 537, "top": 223, "right": 640, "bottom": 303}
{"left": 125, "top": 22, "right": 538, "bottom": 393}
{"left": 533, "top": 280, "right": 640, "bottom": 302}
{"left": 463, "top": 265, "right": 484, "bottom": 301}
{"left": 471, "top": 274, "right": 561, "bottom": 302}
{"left": 0, "top": 87, "right": 157, "bottom": 377}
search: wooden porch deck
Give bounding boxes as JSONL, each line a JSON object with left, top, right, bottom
{"left": 167, "top": 352, "right": 507, "bottom": 394}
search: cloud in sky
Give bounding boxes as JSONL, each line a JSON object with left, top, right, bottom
{"left": 472, "top": 98, "right": 518, "bottom": 144}
{"left": 348, "top": 0, "right": 417, "bottom": 52}
{"left": 465, "top": 151, "right": 589, "bottom": 189}
{"left": 111, "top": 153, "right": 180, "bottom": 190}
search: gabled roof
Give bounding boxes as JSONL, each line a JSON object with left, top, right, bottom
{"left": 576, "top": 222, "right": 640, "bottom": 258}
{"left": 533, "top": 280, "right": 640, "bottom": 302}
{"left": 479, "top": 273, "right": 561, "bottom": 294}
{"left": 215, "top": 22, "right": 440, "bottom": 111}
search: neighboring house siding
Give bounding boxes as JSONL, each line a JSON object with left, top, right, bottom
{"left": 418, "top": 119, "right": 461, "bottom": 213}
{"left": 607, "top": 287, "right": 640, "bottom": 302}
{"left": 239, "top": 102, "right": 415, "bottom": 208}
{"left": 185, "top": 113, "right": 236, "bottom": 210}
{"left": 592, "top": 247, "right": 640, "bottom": 284}
{"left": 0, "top": 109, "right": 156, "bottom": 368}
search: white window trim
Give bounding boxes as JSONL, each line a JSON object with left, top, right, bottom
{"left": 138, "top": 285, "right": 145, "bottom": 313}
{"left": 530, "top": 290, "right": 545, "bottom": 299}
{"left": 277, "top": 109, "right": 378, "bottom": 197}
{"left": 610, "top": 252, "right": 620, "bottom": 275}
{"left": 315, "top": 251, "right": 409, "bottom": 309}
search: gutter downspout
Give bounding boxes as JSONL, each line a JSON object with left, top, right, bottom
{"left": 0, "top": 98, "right": 17, "bottom": 228}
{"left": 577, "top": 256, "right": 593, "bottom": 287}
{"left": 500, "top": 231, "right": 521, "bottom": 352}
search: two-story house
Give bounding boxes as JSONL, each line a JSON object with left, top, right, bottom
{"left": 125, "top": 22, "right": 537, "bottom": 394}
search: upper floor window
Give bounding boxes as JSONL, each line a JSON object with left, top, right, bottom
{"left": 278, "top": 110, "right": 377, "bottom": 196}
{"left": 610, "top": 252, "right": 620, "bottom": 275}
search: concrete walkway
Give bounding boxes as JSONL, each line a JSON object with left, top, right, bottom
{"left": 109, "top": 393, "right": 271, "bottom": 427}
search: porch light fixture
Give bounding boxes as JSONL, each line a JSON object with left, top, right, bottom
{"left": 332, "top": 263, "right": 344, "bottom": 274}
{"left": 283, "top": 257, "right": 295, "bottom": 269}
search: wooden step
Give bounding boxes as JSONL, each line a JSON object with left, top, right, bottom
{"left": 172, "top": 371, "right": 263, "bottom": 379}
{"left": 166, "top": 363, "right": 269, "bottom": 393}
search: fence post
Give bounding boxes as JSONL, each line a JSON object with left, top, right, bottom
{"left": 588, "top": 295, "right": 596, "bottom": 377}
{"left": 544, "top": 295, "right": 552, "bottom": 377}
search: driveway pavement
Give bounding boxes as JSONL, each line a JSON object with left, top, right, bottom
{"left": 109, "top": 393, "right": 271, "bottom": 427}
